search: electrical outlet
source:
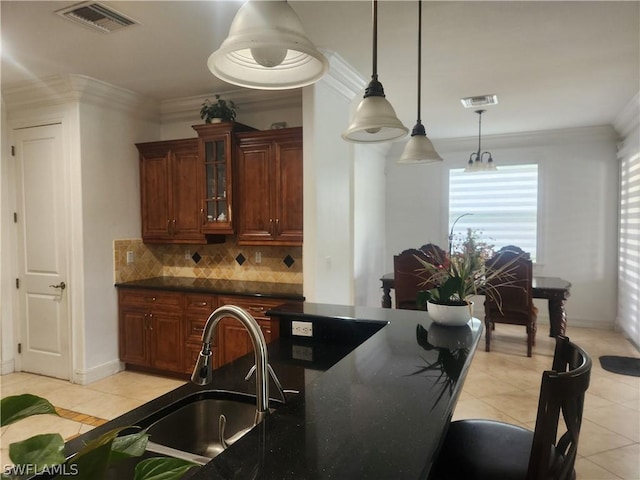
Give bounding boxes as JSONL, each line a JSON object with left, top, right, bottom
{"left": 292, "top": 321, "right": 313, "bottom": 337}
{"left": 184, "top": 250, "right": 191, "bottom": 260}
{"left": 292, "top": 345, "right": 313, "bottom": 362}
{"left": 255, "top": 251, "right": 262, "bottom": 264}
{"left": 126, "top": 251, "right": 135, "bottom": 264}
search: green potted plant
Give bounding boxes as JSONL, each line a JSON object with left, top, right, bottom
{"left": 415, "top": 228, "right": 518, "bottom": 325}
{"left": 200, "top": 94, "right": 237, "bottom": 123}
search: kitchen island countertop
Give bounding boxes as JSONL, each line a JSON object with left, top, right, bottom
{"left": 65, "top": 303, "right": 482, "bottom": 480}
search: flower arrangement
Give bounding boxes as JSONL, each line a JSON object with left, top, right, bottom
{"left": 200, "top": 94, "right": 237, "bottom": 123}
{"left": 415, "top": 228, "right": 516, "bottom": 310}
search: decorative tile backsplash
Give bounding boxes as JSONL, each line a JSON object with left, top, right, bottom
{"left": 114, "top": 238, "right": 302, "bottom": 284}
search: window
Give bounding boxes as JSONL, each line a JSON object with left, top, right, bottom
{"left": 448, "top": 164, "right": 539, "bottom": 261}
{"left": 618, "top": 152, "right": 640, "bottom": 343}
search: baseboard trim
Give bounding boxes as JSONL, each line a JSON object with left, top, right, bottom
{"left": 73, "top": 359, "right": 123, "bottom": 385}
{"left": 1, "top": 358, "right": 15, "bottom": 375}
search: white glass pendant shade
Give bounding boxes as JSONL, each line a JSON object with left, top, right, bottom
{"left": 208, "top": 0, "right": 329, "bottom": 90}
{"left": 342, "top": 93, "right": 409, "bottom": 143}
{"left": 398, "top": 122, "right": 443, "bottom": 164}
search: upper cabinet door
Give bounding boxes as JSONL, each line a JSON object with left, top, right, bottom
{"left": 235, "top": 127, "right": 303, "bottom": 246}
{"left": 193, "top": 122, "right": 256, "bottom": 235}
{"left": 137, "top": 138, "right": 205, "bottom": 244}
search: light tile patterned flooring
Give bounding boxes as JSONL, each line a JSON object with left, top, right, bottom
{"left": 1, "top": 325, "right": 639, "bottom": 479}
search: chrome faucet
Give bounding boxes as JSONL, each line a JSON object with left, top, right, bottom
{"left": 192, "top": 305, "right": 270, "bottom": 422}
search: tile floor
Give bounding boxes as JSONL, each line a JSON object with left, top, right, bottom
{"left": 1, "top": 325, "right": 638, "bottom": 479}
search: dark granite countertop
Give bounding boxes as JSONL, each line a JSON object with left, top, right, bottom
{"left": 63, "top": 303, "right": 482, "bottom": 480}
{"left": 114, "top": 276, "right": 304, "bottom": 301}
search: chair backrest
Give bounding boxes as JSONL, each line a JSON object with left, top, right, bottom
{"left": 527, "top": 336, "right": 592, "bottom": 480}
{"left": 484, "top": 250, "right": 533, "bottom": 319}
{"left": 393, "top": 248, "right": 431, "bottom": 310}
{"left": 419, "top": 243, "right": 447, "bottom": 265}
{"left": 497, "top": 244, "right": 531, "bottom": 259}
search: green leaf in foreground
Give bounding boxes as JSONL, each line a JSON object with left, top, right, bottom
{"left": 1, "top": 394, "right": 59, "bottom": 426}
{"left": 134, "top": 457, "right": 199, "bottom": 480}
{"left": 8, "top": 433, "right": 65, "bottom": 471}
{"left": 109, "top": 430, "right": 150, "bottom": 464}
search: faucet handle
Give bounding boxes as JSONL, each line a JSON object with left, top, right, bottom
{"left": 245, "top": 363, "right": 297, "bottom": 405}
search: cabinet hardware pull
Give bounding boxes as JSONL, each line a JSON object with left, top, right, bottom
{"left": 275, "top": 218, "right": 280, "bottom": 235}
{"left": 148, "top": 313, "right": 153, "bottom": 330}
{"left": 201, "top": 208, "right": 206, "bottom": 226}
{"left": 248, "top": 306, "right": 265, "bottom": 312}
{"left": 193, "top": 326, "right": 204, "bottom": 332}
{"left": 145, "top": 297, "right": 156, "bottom": 302}
{"left": 193, "top": 302, "right": 208, "bottom": 306}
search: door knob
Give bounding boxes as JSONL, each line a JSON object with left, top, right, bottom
{"left": 49, "top": 282, "right": 66, "bottom": 290}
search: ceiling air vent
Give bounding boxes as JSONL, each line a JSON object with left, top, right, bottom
{"left": 56, "top": 2, "right": 138, "bottom": 33}
{"left": 460, "top": 94, "right": 499, "bottom": 108}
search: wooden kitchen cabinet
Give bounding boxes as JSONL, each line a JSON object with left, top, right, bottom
{"left": 235, "top": 127, "right": 303, "bottom": 245}
{"left": 137, "top": 139, "right": 205, "bottom": 244}
{"left": 216, "top": 296, "right": 284, "bottom": 366}
{"left": 193, "top": 122, "right": 256, "bottom": 235}
{"left": 118, "top": 289, "right": 184, "bottom": 374}
{"left": 183, "top": 293, "right": 218, "bottom": 374}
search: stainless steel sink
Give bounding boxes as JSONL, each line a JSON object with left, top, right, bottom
{"left": 141, "top": 390, "right": 277, "bottom": 463}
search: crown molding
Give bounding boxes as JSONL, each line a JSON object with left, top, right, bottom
{"left": 2, "top": 74, "right": 159, "bottom": 120}
{"left": 318, "top": 50, "right": 367, "bottom": 101}
{"left": 160, "top": 88, "right": 302, "bottom": 123}
{"left": 432, "top": 124, "right": 619, "bottom": 154}
{"left": 613, "top": 92, "right": 640, "bottom": 139}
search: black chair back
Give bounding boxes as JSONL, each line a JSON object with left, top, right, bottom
{"left": 528, "top": 336, "right": 592, "bottom": 480}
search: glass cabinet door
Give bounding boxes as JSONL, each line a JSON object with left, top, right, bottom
{"left": 201, "top": 134, "right": 233, "bottom": 233}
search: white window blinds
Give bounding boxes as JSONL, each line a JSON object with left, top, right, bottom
{"left": 618, "top": 152, "right": 640, "bottom": 344}
{"left": 449, "top": 164, "right": 539, "bottom": 261}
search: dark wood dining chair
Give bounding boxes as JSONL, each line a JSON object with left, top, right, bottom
{"left": 497, "top": 244, "right": 531, "bottom": 259}
{"left": 484, "top": 250, "right": 537, "bottom": 356}
{"left": 393, "top": 248, "right": 432, "bottom": 310}
{"left": 431, "top": 335, "right": 592, "bottom": 480}
{"left": 419, "top": 243, "right": 447, "bottom": 265}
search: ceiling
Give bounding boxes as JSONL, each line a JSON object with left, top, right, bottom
{"left": 2, "top": 1, "right": 638, "bottom": 139}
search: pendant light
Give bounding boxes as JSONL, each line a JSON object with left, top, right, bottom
{"left": 208, "top": 0, "right": 329, "bottom": 90}
{"left": 342, "top": 0, "right": 408, "bottom": 143}
{"left": 464, "top": 109, "right": 497, "bottom": 172}
{"left": 398, "top": 0, "right": 442, "bottom": 164}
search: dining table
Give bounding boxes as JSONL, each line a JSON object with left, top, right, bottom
{"left": 379, "top": 273, "right": 572, "bottom": 337}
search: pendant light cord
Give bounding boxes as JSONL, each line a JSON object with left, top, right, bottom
{"left": 372, "top": 0, "right": 378, "bottom": 80}
{"left": 417, "top": 0, "right": 422, "bottom": 124}
{"left": 476, "top": 109, "right": 485, "bottom": 155}
{"left": 364, "top": 0, "right": 385, "bottom": 98}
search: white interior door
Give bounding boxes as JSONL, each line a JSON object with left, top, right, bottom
{"left": 14, "top": 123, "right": 71, "bottom": 380}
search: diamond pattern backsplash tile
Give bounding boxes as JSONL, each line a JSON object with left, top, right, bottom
{"left": 114, "top": 238, "right": 302, "bottom": 284}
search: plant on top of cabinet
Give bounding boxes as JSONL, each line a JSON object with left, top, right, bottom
{"left": 200, "top": 94, "right": 237, "bottom": 123}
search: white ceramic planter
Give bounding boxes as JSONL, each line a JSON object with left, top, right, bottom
{"left": 427, "top": 300, "right": 473, "bottom": 326}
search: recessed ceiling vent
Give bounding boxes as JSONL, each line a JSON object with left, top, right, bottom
{"left": 56, "top": 2, "right": 138, "bottom": 33}
{"left": 460, "top": 94, "right": 499, "bottom": 108}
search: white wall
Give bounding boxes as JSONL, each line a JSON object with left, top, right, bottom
{"left": 385, "top": 125, "right": 620, "bottom": 329}
{"left": 0, "top": 96, "right": 14, "bottom": 374}
{"left": 353, "top": 144, "right": 388, "bottom": 307}
{"left": 78, "top": 99, "right": 158, "bottom": 382}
